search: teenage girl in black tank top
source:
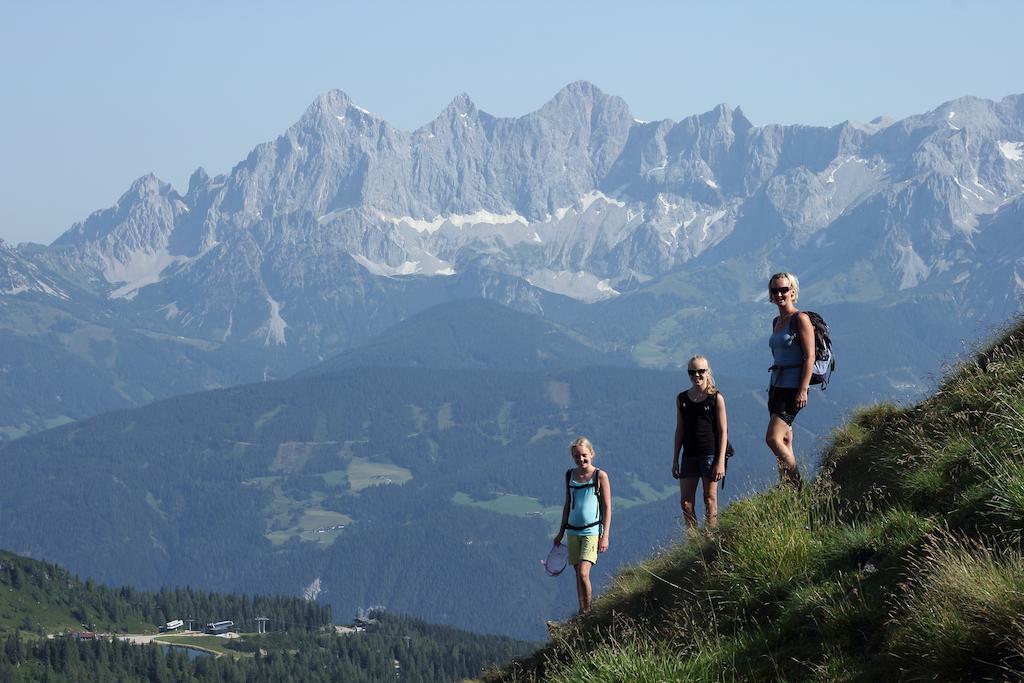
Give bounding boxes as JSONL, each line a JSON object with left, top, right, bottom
{"left": 671, "top": 355, "right": 728, "bottom": 529}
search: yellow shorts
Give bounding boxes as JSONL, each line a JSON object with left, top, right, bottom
{"left": 568, "top": 535, "right": 599, "bottom": 565}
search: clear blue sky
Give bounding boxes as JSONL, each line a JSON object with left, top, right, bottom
{"left": 2, "top": 0, "right": 1022, "bottom": 245}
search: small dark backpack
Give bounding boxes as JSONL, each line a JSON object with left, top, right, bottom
{"left": 773, "top": 311, "right": 836, "bottom": 389}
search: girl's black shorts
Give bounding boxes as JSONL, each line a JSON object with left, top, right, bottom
{"left": 768, "top": 386, "right": 802, "bottom": 425}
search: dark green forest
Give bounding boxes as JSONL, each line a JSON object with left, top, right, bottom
{"left": 0, "top": 550, "right": 330, "bottom": 635}
{"left": 0, "top": 551, "right": 531, "bottom": 682}
{"left": 0, "top": 611, "right": 531, "bottom": 682}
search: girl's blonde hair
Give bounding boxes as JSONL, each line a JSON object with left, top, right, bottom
{"left": 768, "top": 271, "right": 800, "bottom": 303}
{"left": 688, "top": 355, "right": 719, "bottom": 396}
{"left": 570, "top": 437, "right": 596, "bottom": 459}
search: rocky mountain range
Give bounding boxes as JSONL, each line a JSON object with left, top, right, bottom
{"left": 3, "top": 82, "right": 1024, "bottom": 437}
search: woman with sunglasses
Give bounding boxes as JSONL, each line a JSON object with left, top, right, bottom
{"left": 766, "top": 271, "right": 814, "bottom": 489}
{"left": 672, "top": 355, "right": 728, "bottom": 529}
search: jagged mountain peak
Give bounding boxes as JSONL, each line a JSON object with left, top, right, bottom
{"left": 554, "top": 80, "right": 608, "bottom": 101}
{"left": 309, "top": 88, "right": 353, "bottom": 114}
{"left": 539, "top": 80, "right": 632, "bottom": 119}
{"left": 444, "top": 92, "right": 477, "bottom": 114}
{"left": 707, "top": 103, "right": 753, "bottom": 132}
{"left": 296, "top": 89, "right": 389, "bottom": 132}
{"left": 187, "top": 167, "right": 210, "bottom": 195}
{"left": 127, "top": 172, "right": 167, "bottom": 194}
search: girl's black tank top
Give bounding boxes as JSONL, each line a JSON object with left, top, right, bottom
{"left": 678, "top": 392, "right": 717, "bottom": 457}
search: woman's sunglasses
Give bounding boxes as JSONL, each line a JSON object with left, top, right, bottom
{"left": 687, "top": 368, "right": 708, "bottom": 376}
{"left": 769, "top": 286, "right": 791, "bottom": 295}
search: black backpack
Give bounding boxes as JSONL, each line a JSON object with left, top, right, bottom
{"left": 773, "top": 311, "right": 835, "bottom": 389}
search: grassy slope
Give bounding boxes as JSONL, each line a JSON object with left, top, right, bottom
{"left": 484, "top": 316, "right": 1024, "bottom": 682}
{"left": 0, "top": 550, "right": 150, "bottom": 636}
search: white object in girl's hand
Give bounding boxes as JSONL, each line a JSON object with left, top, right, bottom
{"left": 541, "top": 542, "right": 569, "bottom": 576}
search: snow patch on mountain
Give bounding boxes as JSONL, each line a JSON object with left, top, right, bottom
{"left": 382, "top": 209, "right": 529, "bottom": 234}
{"left": 954, "top": 177, "right": 985, "bottom": 202}
{"left": 825, "top": 156, "right": 868, "bottom": 184}
{"left": 351, "top": 253, "right": 456, "bottom": 278}
{"left": 263, "top": 294, "right": 288, "bottom": 346}
{"left": 1, "top": 278, "right": 67, "bottom": 299}
{"left": 999, "top": 141, "right": 1023, "bottom": 161}
{"left": 579, "top": 190, "right": 625, "bottom": 211}
{"left": 895, "top": 243, "right": 930, "bottom": 290}
{"left": 527, "top": 268, "right": 620, "bottom": 302}
{"left": 106, "top": 247, "right": 182, "bottom": 299}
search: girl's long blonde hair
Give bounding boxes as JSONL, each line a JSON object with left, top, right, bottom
{"left": 688, "top": 355, "right": 719, "bottom": 396}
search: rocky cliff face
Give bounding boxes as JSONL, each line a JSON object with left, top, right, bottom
{"left": 34, "top": 85, "right": 1024, "bottom": 313}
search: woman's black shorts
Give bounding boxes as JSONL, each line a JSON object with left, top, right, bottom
{"left": 768, "top": 386, "right": 802, "bottom": 425}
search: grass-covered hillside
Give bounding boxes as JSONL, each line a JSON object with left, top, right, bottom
{"left": 485, "top": 317, "right": 1024, "bottom": 681}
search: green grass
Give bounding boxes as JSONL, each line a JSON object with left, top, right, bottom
{"left": 249, "top": 457, "right": 410, "bottom": 544}
{"left": 0, "top": 551, "right": 151, "bottom": 637}
{"left": 453, "top": 492, "right": 553, "bottom": 516}
{"left": 265, "top": 508, "right": 353, "bottom": 546}
{"left": 483, "top": 317, "right": 1024, "bottom": 682}
{"left": 0, "top": 424, "right": 31, "bottom": 440}
{"left": 156, "top": 633, "right": 247, "bottom": 657}
{"left": 320, "top": 469, "right": 348, "bottom": 487}
{"left": 347, "top": 457, "right": 413, "bottom": 491}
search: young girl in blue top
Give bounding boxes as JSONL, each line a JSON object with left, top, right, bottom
{"left": 554, "top": 437, "right": 612, "bottom": 615}
{"left": 766, "top": 271, "right": 814, "bottom": 489}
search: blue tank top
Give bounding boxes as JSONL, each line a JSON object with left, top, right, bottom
{"left": 567, "top": 471, "right": 602, "bottom": 537}
{"left": 770, "top": 316, "right": 804, "bottom": 388}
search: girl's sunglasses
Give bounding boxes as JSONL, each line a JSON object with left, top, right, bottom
{"left": 687, "top": 368, "right": 708, "bottom": 376}
{"left": 769, "top": 286, "right": 791, "bottom": 295}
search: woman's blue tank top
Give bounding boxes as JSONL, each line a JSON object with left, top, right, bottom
{"left": 567, "top": 472, "right": 601, "bottom": 537}
{"left": 770, "top": 317, "right": 804, "bottom": 388}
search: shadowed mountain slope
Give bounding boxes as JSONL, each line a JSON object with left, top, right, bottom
{"left": 299, "top": 299, "right": 630, "bottom": 375}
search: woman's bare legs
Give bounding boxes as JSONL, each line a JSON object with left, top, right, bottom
{"left": 679, "top": 477, "right": 699, "bottom": 529}
{"left": 766, "top": 414, "right": 801, "bottom": 488}
{"left": 702, "top": 477, "right": 719, "bottom": 527}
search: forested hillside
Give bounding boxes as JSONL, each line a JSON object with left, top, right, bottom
{"left": 0, "top": 550, "right": 330, "bottom": 636}
{"left": 486, "top": 316, "right": 1024, "bottom": 680}
{"left": 0, "top": 551, "right": 532, "bottom": 681}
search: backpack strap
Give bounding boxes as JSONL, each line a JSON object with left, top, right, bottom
{"left": 707, "top": 393, "right": 731, "bottom": 489}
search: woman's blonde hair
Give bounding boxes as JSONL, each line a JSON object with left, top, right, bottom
{"left": 688, "top": 355, "right": 719, "bottom": 396}
{"left": 768, "top": 271, "right": 800, "bottom": 303}
{"left": 570, "top": 437, "right": 596, "bottom": 459}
